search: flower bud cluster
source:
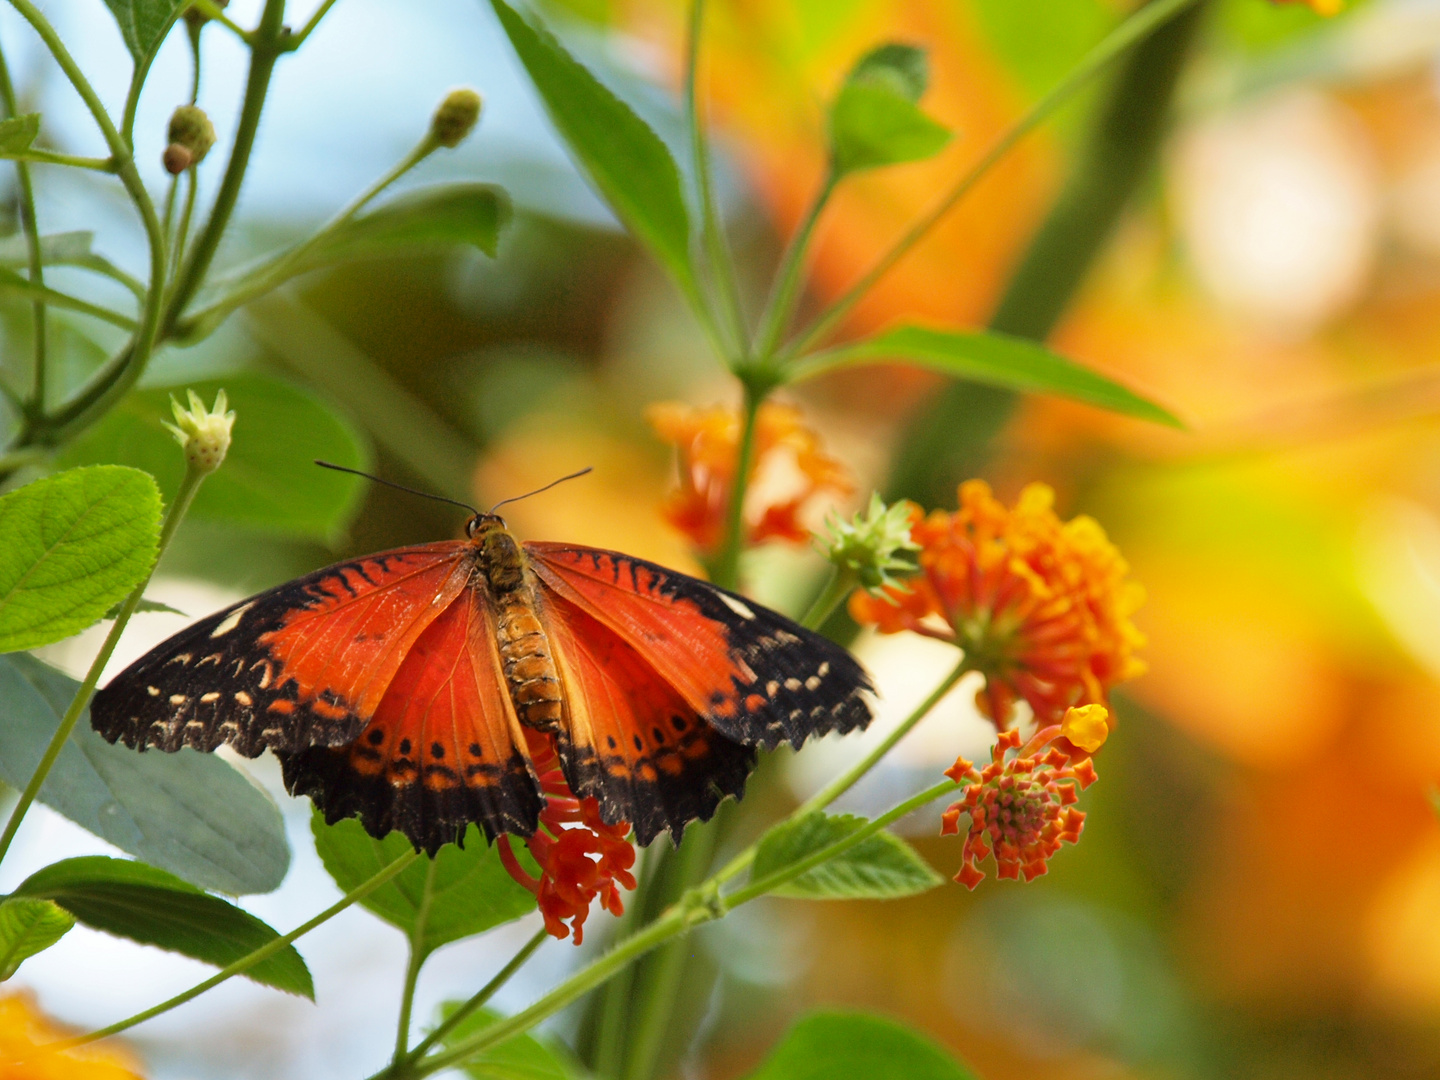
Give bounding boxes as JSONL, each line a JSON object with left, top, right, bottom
{"left": 163, "top": 105, "right": 215, "bottom": 175}
{"left": 162, "top": 389, "right": 234, "bottom": 475}
{"left": 819, "top": 493, "right": 920, "bottom": 594}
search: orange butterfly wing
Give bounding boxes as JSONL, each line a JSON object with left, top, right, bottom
{"left": 92, "top": 543, "right": 470, "bottom": 756}
{"left": 279, "top": 586, "right": 542, "bottom": 851}
{"left": 526, "top": 543, "right": 873, "bottom": 750}
{"left": 536, "top": 586, "right": 755, "bottom": 846}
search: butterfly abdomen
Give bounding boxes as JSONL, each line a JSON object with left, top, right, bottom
{"left": 478, "top": 519, "right": 564, "bottom": 733}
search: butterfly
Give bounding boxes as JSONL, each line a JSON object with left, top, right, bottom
{"left": 90, "top": 505, "right": 874, "bottom": 853}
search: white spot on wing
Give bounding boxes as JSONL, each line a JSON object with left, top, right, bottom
{"left": 210, "top": 601, "right": 255, "bottom": 638}
{"left": 234, "top": 691, "right": 253, "bottom": 706}
{"left": 717, "top": 593, "right": 755, "bottom": 621}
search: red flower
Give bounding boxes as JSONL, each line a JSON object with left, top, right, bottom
{"left": 850, "top": 480, "right": 1145, "bottom": 735}
{"left": 941, "top": 707, "right": 1104, "bottom": 888}
{"left": 647, "top": 401, "right": 852, "bottom": 555}
{"left": 498, "top": 732, "right": 637, "bottom": 944}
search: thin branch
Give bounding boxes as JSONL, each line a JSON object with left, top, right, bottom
{"left": 0, "top": 34, "right": 46, "bottom": 417}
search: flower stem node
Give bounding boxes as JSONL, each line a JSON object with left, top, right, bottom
{"left": 820, "top": 492, "right": 921, "bottom": 594}
{"left": 430, "top": 88, "right": 483, "bottom": 149}
{"left": 941, "top": 717, "right": 1099, "bottom": 889}
{"left": 162, "top": 389, "right": 235, "bottom": 475}
{"left": 163, "top": 104, "right": 216, "bottom": 174}
{"left": 184, "top": 0, "right": 227, "bottom": 31}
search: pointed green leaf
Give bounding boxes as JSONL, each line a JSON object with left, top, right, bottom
{"left": 830, "top": 45, "right": 951, "bottom": 174}
{"left": 0, "top": 465, "right": 160, "bottom": 653}
{"left": 14, "top": 857, "right": 312, "bottom": 997}
{"left": 311, "top": 810, "right": 536, "bottom": 957}
{"left": 0, "top": 653, "right": 290, "bottom": 895}
{"left": 435, "top": 1004, "right": 581, "bottom": 1080}
{"left": 489, "top": 0, "right": 694, "bottom": 293}
{"left": 793, "top": 324, "right": 1182, "bottom": 427}
{"left": 752, "top": 811, "right": 942, "bottom": 900}
{"left": 0, "top": 114, "right": 39, "bottom": 156}
{"left": 102, "top": 597, "right": 187, "bottom": 619}
{"left": 311, "top": 184, "right": 511, "bottom": 262}
{"left": 102, "top": 0, "right": 185, "bottom": 65}
{"left": 56, "top": 374, "right": 368, "bottom": 542}
{"left": 744, "top": 1010, "right": 977, "bottom": 1080}
{"left": 0, "top": 898, "right": 74, "bottom": 980}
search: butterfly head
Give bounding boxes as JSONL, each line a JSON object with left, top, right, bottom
{"left": 468, "top": 512, "right": 529, "bottom": 590}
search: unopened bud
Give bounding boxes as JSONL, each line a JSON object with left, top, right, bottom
{"left": 166, "top": 105, "right": 215, "bottom": 169}
{"left": 162, "top": 389, "right": 235, "bottom": 475}
{"left": 819, "top": 493, "right": 921, "bottom": 594}
{"left": 430, "top": 88, "right": 482, "bottom": 149}
{"left": 162, "top": 143, "right": 192, "bottom": 175}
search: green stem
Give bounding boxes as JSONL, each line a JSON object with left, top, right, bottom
{"left": 783, "top": 0, "right": 1203, "bottom": 358}
{"left": 190, "top": 0, "right": 250, "bottom": 41}
{"left": 0, "top": 37, "right": 46, "bottom": 420}
{"left": 709, "top": 657, "right": 969, "bottom": 890}
{"left": 709, "top": 384, "right": 762, "bottom": 591}
{"left": 0, "top": 461, "right": 207, "bottom": 868}
{"left": 176, "top": 133, "right": 438, "bottom": 338}
{"left": 170, "top": 169, "right": 200, "bottom": 291}
{"left": 42, "top": 850, "right": 421, "bottom": 1056}
{"left": 163, "top": 0, "right": 286, "bottom": 333}
{"left": 410, "top": 782, "right": 960, "bottom": 1079}
{"left": 401, "top": 928, "right": 548, "bottom": 1065}
{"left": 287, "top": 0, "right": 342, "bottom": 49}
{"left": 685, "top": 0, "right": 746, "bottom": 357}
{"left": 799, "top": 566, "right": 857, "bottom": 631}
{"left": 5, "top": 0, "right": 166, "bottom": 450}
{"left": 753, "top": 169, "right": 836, "bottom": 362}
{"left": 4, "top": 150, "right": 115, "bottom": 170}
{"left": 392, "top": 857, "right": 439, "bottom": 1063}
{"left": 723, "top": 780, "right": 957, "bottom": 908}
{"left": 0, "top": 282, "right": 136, "bottom": 331}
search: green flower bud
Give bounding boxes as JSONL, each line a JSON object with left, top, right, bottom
{"left": 430, "top": 88, "right": 483, "bottom": 149}
{"left": 162, "top": 389, "right": 235, "bottom": 475}
{"left": 819, "top": 492, "right": 921, "bottom": 595}
{"left": 166, "top": 104, "right": 215, "bottom": 168}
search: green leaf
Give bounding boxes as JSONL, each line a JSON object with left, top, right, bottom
{"left": 744, "top": 1010, "right": 977, "bottom": 1080}
{"left": 0, "top": 898, "right": 74, "bottom": 980}
{"left": 489, "top": 0, "right": 694, "bottom": 293}
{"left": 14, "top": 856, "right": 312, "bottom": 997}
{"left": 102, "top": 0, "right": 185, "bottom": 65}
{"left": 0, "top": 465, "right": 160, "bottom": 653}
{"left": 0, "top": 653, "right": 290, "bottom": 895}
{"left": 829, "top": 44, "right": 951, "bottom": 175}
{"left": 312, "top": 184, "right": 511, "bottom": 263}
{"left": 751, "top": 812, "right": 942, "bottom": 900}
{"left": 102, "top": 597, "right": 187, "bottom": 619}
{"left": 793, "top": 325, "right": 1182, "bottom": 427}
{"left": 434, "top": 1004, "right": 581, "bottom": 1080}
{"left": 311, "top": 810, "right": 536, "bottom": 958}
{"left": 0, "top": 114, "right": 39, "bottom": 156}
{"left": 56, "top": 374, "right": 369, "bottom": 542}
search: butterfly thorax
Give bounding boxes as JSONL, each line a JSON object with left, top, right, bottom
{"left": 471, "top": 516, "right": 564, "bottom": 734}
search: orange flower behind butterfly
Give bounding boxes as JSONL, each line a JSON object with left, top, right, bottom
{"left": 1270, "top": 0, "right": 1343, "bottom": 14}
{"left": 850, "top": 480, "right": 1146, "bottom": 734}
{"left": 0, "top": 992, "right": 144, "bottom": 1079}
{"left": 942, "top": 706, "right": 1105, "bottom": 888}
{"left": 497, "top": 731, "right": 637, "bottom": 945}
{"left": 647, "top": 401, "right": 852, "bottom": 555}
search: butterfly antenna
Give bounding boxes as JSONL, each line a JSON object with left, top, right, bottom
{"left": 313, "top": 460, "right": 482, "bottom": 516}
{"left": 489, "top": 466, "right": 593, "bottom": 514}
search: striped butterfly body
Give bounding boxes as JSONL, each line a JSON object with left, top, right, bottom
{"left": 91, "top": 514, "right": 874, "bottom": 852}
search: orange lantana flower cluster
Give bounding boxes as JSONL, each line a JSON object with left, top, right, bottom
{"left": 941, "top": 707, "right": 1104, "bottom": 888}
{"left": 850, "top": 480, "right": 1145, "bottom": 734}
{"left": 1271, "top": 0, "right": 1342, "bottom": 15}
{"left": 647, "top": 401, "right": 851, "bottom": 555}
{"left": 0, "top": 992, "right": 144, "bottom": 1079}
{"left": 497, "top": 732, "right": 637, "bottom": 945}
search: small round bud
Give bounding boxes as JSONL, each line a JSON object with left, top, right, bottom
{"left": 167, "top": 104, "right": 215, "bottom": 167}
{"left": 819, "top": 493, "right": 921, "bottom": 594}
{"left": 162, "top": 389, "right": 235, "bottom": 475}
{"left": 430, "top": 88, "right": 482, "bottom": 149}
{"left": 162, "top": 143, "right": 193, "bottom": 175}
